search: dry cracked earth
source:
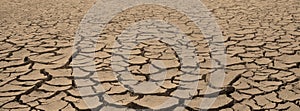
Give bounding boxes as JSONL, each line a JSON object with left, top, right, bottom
{"left": 1, "top": 0, "right": 300, "bottom": 111}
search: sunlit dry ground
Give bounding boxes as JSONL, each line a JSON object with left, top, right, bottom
{"left": 0, "top": 0, "right": 300, "bottom": 110}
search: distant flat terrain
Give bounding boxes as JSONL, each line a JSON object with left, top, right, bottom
{"left": 0, "top": 0, "right": 299, "bottom": 110}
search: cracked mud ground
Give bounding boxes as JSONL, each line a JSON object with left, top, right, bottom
{"left": 0, "top": 0, "right": 300, "bottom": 111}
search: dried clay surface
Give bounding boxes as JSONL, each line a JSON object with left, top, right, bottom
{"left": 0, "top": 0, "right": 300, "bottom": 111}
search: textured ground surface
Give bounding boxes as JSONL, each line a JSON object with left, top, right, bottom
{"left": 0, "top": 0, "right": 300, "bottom": 111}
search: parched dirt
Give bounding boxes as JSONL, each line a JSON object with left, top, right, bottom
{"left": 0, "top": 0, "right": 300, "bottom": 111}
